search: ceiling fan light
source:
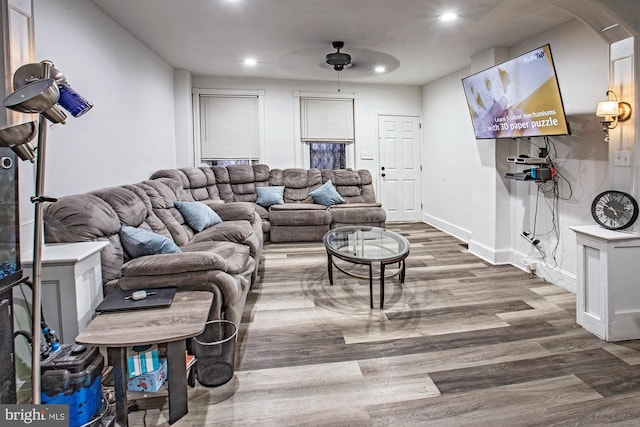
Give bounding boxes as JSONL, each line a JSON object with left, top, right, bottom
{"left": 374, "top": 66, "right": 386, "bottom": 73}
{"left": 326, "top": 52, "right": 352, "bottom": 71}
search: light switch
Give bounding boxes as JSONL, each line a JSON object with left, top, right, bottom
{"left": 360, "top": 151, "right": 375, "bottom": 160}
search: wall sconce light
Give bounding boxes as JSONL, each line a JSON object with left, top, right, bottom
{"left": 596, "top": 90, "right": 632, "bottom": 142}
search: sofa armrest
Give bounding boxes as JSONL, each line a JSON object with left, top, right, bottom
{"left": 206, "top": 201, "right": 256, "bottom": 222}
{"left": 189, "top": 220, "right": 253, "bottom": 246}
{"left": 121, "top": 251, "right": 228, "bottom": 276}
{"left": 121, "top": 240, "right": 251, "bottom": 276}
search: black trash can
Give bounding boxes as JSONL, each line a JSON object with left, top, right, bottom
{"left": 192, "top": 320, "right": 237, "bottom": 386}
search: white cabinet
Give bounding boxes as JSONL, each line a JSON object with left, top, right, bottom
{"left": 18, "top": 241, "right": 109, "bottom": 343}
{"left": 571, "top": 225, "right": 640, "bottom": 341}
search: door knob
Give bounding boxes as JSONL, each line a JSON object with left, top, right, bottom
{"left": 381, "top": 173, "right": 386, "bottom": 177}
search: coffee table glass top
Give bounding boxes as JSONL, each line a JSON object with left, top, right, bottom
{"left": 323, "top": 226, "right": 410, "bottom": 262}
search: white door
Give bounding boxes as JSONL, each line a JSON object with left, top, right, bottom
{"left": 378, "top": 115, "right": 422, "bottom": 222}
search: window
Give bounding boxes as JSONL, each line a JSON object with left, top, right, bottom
{"left": 194, "top": 89, "right": 264, "bottom": 166}
{"left": 310, "top": 143, "right": 345, "bottom": 169}
{"left": 300, "top": 98, "right": 354, "bottom": 142}
{"left": 207, "top": 159, "right": 257, "bottom": 166}
{"left": 299, "top": 96, "right": 355, "bottom": 169}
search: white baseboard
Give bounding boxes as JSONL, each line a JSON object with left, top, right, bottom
{"left": 422, "top": 212, "right": 471, "bottom": 242}
{"left": 511, "top": 249, "right": 577, "bottom": 293}
{"left": 468, "top": 240, "right": 512, "bottom": 265}
{"left": 422, "top": 214, "right": 576, "bottom": 293}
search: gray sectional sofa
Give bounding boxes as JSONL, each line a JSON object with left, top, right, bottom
{"left": 150, "top": 164, "right": 386, "bottom": 242}
{"left": 44, "top": 178, "right": 260, "bottom": 325}
{"left": 43, "top": 164, "right": 385, "bottom": 326}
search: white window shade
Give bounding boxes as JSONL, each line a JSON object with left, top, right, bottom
{"left": 200, "top": 95, "right": 259, "bottom": 159}
{"left": 301, "top": 98, "right": 354, "bottom": 142}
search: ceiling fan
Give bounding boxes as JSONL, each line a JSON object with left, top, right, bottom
{"left": 326, "top": 41, "right": 352, "bottom": 71}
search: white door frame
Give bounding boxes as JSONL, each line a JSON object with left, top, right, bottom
{"left": 377, "top": 114, "right": 423, "bottom": 222}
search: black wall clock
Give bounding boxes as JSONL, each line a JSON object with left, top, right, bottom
{"left": 591, "top": 190, "right": 639, "bottom": 230}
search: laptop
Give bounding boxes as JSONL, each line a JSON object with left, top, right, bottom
{"left": 95, "top": 287, "right": 177, "bottom": 313}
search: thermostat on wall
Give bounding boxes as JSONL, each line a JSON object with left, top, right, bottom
{"left": 360, "top": 151, "right": 375, "bottom": 160}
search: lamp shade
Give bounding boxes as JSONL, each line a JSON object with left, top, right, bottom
{"left": 13, "top": 62, "right": 93, "bottom": 118}
{"left": 0, "top": 121, "right": 37, "bottom": 162}
{"left": 3, "top": 79, "right": 67, "bottom": 123}
{"left": 596, "top": 100, "right": 619, "bottom": 118}
{"left": 12, "top": 62, "right": 66, "bottom": 89}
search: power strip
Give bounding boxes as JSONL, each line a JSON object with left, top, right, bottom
{"left": 521, "top": 231, "right": 540, "bottom": 247}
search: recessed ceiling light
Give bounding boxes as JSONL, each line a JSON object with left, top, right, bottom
{"left": 439, "top": 12, "right": 458, "bottom": 22}
{"left": 244, "top": 58, "right": 257, "bottom": 66}
{"left": 374, "top": 66, "right": 386, "bottom": 73}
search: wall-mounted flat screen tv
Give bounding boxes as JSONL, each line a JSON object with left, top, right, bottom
{"left": 462, "top": 44, "right": 570, "bottom": 139}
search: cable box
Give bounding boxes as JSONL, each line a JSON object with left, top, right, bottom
{"left": 507, "top": 156, "right": 548, "bottom": 165}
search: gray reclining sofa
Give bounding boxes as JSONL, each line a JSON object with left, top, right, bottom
{"left": 150, "top": 164, "right": 386, "bottom": 242}
{"left": 43, "top": 164, "right": 385, "bottom": 325}
{"left": 44, "top": 178, "right": 261, "bottom": 325}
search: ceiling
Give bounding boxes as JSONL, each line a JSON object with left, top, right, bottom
{"left": 90, "top": 0, "right": 588, "bottom": 86}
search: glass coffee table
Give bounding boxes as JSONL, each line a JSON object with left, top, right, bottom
{"left": 323, "top": 226, "right": 410, "bottom": 309}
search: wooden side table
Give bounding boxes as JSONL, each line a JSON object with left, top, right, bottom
{"left": 76, "top": 291, "right": 213, "bottom": 426}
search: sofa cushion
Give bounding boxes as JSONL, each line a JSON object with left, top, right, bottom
{"left": 119, "top": 225, "right": 182, "bottom": 258}
{"left": 220, "top": 164, "right": 270, "bottom": 203}
{"left": 189, "top": 220, "right": 254, "bottom": 247}
{"left": 127, "top": 180, "right": 193, "bottom": 246}
{"left": 92, "top": 186, "right": 149, "bottom": 227}
{"left": 321, "top": 169, "right": 378, "bottom": 203}
{"left": 328, "top": 203, "right": 387, "bottom": 225}
{"left": 44, "top": 193, "right": 125, "bottom": 283}
{"left": 269, "top": 168, "right": 322, "bottom": 203}
{"left": 252, "top": 203, "right": 270, "bottom": 220}
{"left": 151, "top": 167, "right": 223, "bottom": 202}
{"left": 269, "top": 204, "right": 331, "bottom": 226}
{"left": 256, "top": 186, "right": 285, "bottom": 208}
{"left": 121, "top": 241, "right": 249, "bottom": 277}
{"left": 269, "top": 203, "right": 327, "bottom": 212}
{"left": 175, "top": 200, "right": 223, "bottom": 232}
{"left": 206, "top": 201, "right": 257, "bottom": 222}
{"left": 309, "top": 179, "right": 345, "bottom": 206}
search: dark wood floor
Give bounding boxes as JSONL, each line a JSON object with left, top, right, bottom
{"left": 136, "top": 222, "right": 640, "bottom": 426}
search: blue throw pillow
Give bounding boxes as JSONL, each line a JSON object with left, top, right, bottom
{"left": 309, "top": 179, "right": 345, "bottom": 206}
{"left": 175, "top": 201, "right": 223, "bottom": 232}
{"left": 256, "top": 186, "right": 285, "bottom": 208}
{"left": 119, "top": 225, "right": 181, "bottom": 258}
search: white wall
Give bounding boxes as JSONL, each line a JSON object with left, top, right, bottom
{"left": 17, "top": 0, "right": 177, "bottom": 250}
{"left": 174, "top": 69, "right": 194, "bottom": 166}
{"left": 190, "top": 76, "right": 422, "bottom": 181}
{"left": 421, "top": 68, "right": 475, "bottom": 240}
{"left": 510, "top": 20, "right": 610, "bottom": 289}
{"left": 422, "top": 19, "right": 610, "bottom": 291}
{"left": 32, "top": 0, "right": 176, "bottom": 196}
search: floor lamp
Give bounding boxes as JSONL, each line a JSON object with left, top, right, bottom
{"left": 0, "top": 60, "right": 92, "bottom": 404}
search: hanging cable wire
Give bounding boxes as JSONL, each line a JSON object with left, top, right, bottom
{"left": 526, "top": 136, "right": 574, "bottom": 271}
